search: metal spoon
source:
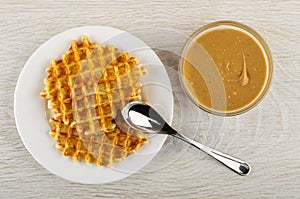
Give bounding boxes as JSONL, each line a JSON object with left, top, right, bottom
{"left": 121, "top": 101, "right": 251, "bottom": 176}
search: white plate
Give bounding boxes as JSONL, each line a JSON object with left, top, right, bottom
{"left": 14, "top": 26, "right": 173, "bottom": 184}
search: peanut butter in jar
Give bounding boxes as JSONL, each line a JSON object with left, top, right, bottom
{"left": 179, "top": 21, "right": 273, "bottom": 116}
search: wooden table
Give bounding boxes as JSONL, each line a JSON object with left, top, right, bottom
{"left": 1, "top": 1, "right": 299, "bottom": 198}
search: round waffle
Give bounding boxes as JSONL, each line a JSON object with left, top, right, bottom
{"left": 41, "top": 36, "right": 147, "bottom": 167}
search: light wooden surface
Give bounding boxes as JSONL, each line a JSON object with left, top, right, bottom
{"left": 1, "top": 0, "right": 300, "bottom": 198}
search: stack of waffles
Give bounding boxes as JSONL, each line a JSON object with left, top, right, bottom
{"left": 41, "top": 36, "right": 148, "bottom": 167}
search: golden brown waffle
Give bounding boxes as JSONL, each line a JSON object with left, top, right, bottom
{"left": 49, "top": 118, "right": 147, "bottom": 166}
{"left": 41, "top": 36, "right": 97, "bottom": 125}
{"left": 41, "top": 36, "right": 148, "bottom": 167}
{"left": 72, "top": 50, "right": 147, "bottom": 135}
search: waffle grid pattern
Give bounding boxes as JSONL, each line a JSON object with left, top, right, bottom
{"left": 41, "top": 36, "right": 148, "bottom": 167}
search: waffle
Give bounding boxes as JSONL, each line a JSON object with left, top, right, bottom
{"left": 72, "top": 48, "right": 147, "bottom": 135}
{"left": 49, "top": 117, "right": 147, "bottom": 166}
{"left": 41, "top": 36, "right": 148, "bottom": 167}
{"left": 41, "top": 36, "right": 97, "bottom": 125}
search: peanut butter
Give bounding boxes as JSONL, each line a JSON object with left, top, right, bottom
{"left": 183, "top": 28, "right": 268, "bottom": 112}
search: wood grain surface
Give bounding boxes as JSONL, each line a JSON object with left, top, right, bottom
{"left": 1, "top": 0, "right": 299, "bottom": 198}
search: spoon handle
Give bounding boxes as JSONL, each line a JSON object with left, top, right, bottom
{"left": 173, "top": 133, "right": 251, "bottom": 176}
